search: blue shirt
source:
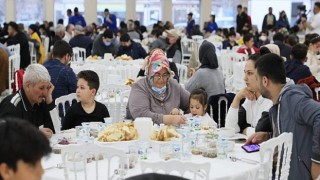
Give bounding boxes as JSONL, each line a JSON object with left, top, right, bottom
{"left": 206, "top": 22, "right": 218, "bottom": 33}
{"left": 186, "top": 19, "right": 195, "bottom": 36}
{"left": 104, "top": 14, "right": 118, "bottom": 32}
{"left": 43, "top": 59, "right": 77, "bottom": 100}
{"left": 69, "top": 15, "right": 87, "bottom": 27}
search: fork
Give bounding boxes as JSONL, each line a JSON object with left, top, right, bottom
{"left": 229, "top": 156, "right": 259, "bottom": 165}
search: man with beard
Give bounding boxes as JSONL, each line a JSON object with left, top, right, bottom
{"left": 116, "top": 33, "right": 147, "bottom": 59}
{"left": 245, "top": 53, "right": 320, "bottom": 179}
{"left": 0, "top": 64, "right": 59, "bottom": 138}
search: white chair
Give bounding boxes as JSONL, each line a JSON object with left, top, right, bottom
{"left": 175, "top": 63, "right": 188, "bottom": 84}
{"left": 61, "top": 144, "right": 126, "bottom": 180}
{"left": 141, "top": 160, "right": 211, "bottom": 180}
{"left": 72, "top": 47, "right": 86, "bottom": 64}
{"left": 7, "top": 44, "right": 20, "bottom": 55}
{"left": 42, "top": 37, "right": 50, "bottom": 57}
{"left": 180, "top": 38, "right": 194, "bottom": 66}
{"left": 191, "top": 35, "right": 203, "bottom": 42}
{"left": 28, "top": 41, "right": 37, "bottom": 64}
{"left": 209, "top": 95, "right": 228, "bottom": 128}
{"left": 8, "top": 54, "right": 21, "bottom": 95}
{"left": 259, "top": 132, "right": 293, "bottom": 180}
{"left": 55, "top": 93, "right": 77, "bottom": 119}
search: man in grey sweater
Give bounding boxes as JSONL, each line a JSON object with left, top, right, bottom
{"left": 246, "top": 53, "right": 320, "bottom": 179}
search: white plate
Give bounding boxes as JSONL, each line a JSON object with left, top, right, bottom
{"left": 94, "top": 138, "right": 138, "bottom": 150}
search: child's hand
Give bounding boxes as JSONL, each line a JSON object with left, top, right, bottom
{"left": 170, "top": 108, "right": 180, "bottom": 115}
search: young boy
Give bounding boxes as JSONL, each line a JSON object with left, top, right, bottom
{"left": 61, "top": 70, "right": 110, "bottom": 130}
{"left": 0, "top": 118, "right": 51, "bottom": 180}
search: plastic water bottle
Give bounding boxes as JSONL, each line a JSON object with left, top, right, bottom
{"left": 172, "top": 138, "right": 182, "bottom": 159}
{"left": 217, "top": 135, "right": 228, "bottom": 159}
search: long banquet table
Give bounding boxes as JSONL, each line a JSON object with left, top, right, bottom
{"left": 42, "top": 143, "right": 260, "bottom": 180}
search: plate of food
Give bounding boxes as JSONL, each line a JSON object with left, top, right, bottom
{"left": 150, "top": 125, "right": 181, "bottom": 151}
{"left": 94, "top": 122, "right": 139, "bottom": 149}
{"left": 86, "top": 55, "right": 101, "bottom": 62}
{"left": 115, "top": 54, "right": 133, "bottom": 61}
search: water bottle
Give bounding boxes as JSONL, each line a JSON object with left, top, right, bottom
{"left": 217, "top": 135, "right": 228, "bottom": 159}
{"left": 172, "top": 138, "right": 182, "bottom": 159}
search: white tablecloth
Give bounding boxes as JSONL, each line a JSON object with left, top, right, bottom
{"left": 42, "top": 143, "right": 260, "bottom": 180}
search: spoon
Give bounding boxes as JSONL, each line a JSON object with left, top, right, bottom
{"left": 229, "top": 156, "right": 259, "bottom": 165}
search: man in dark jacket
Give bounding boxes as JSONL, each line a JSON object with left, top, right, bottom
{"left": 92, "top": 29, "right": 117, "bottom": 57}
{"left": 262, "top": 7, "right": 276, "bottom": 31}
{"left": 0, "top": 64, "right": 59, "bottom": 138}
{"left": 236, "top": 5, "right": 248, "bottom": 33}
{"left": 69, "top": 25, "right": 93, "bottom": 57}
{"left": 117, "top": 33, "right": 147, "bottom": 59}
{"left": 6, "top": 21, "right": 30, "bottom": 69}
{"left": 273, "top": 32, "right": 291, "bottom": 61}
{"left": 43, "top": 40, "right": 77, "bottom": 100}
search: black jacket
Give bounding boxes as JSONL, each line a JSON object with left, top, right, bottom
{"left": 0, "top": 88, "right": 56, "bottom": 132}
{"left": 7, "top": 32, "right": 31, "bottom": 69}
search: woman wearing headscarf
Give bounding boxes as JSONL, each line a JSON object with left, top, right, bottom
{"left": 28, "top": 24, "right": 45, "bottom": 64}
{"left": 128, "top": 49, "right": 190, "bottom": 125}
{"left": 185, "top": 40, "right": 225, "bottom": 98}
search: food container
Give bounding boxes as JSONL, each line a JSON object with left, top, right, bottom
{"left": 202, "top": 148, "right": 217, "bottom": 158}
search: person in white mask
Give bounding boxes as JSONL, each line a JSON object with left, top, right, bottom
{"left": 92, "top": 29, "right": 117, "bottom": 57}
{"left": 63, "top": 24, "right": 75, "bottom": 43}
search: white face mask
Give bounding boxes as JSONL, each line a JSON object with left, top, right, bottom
{"left": 259, "top": 35, "right": 267, "bottom": 41}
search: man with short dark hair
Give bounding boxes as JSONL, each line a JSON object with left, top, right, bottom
{"left": 69, "top": 7, "right": 86, "bottom": 27}
{"left": 273, "top": 32, "right": 291, "bottom": 60}
{"left": 104, "top": 8, "right": 118, "bottom": 32}
{"left": 262, "top": 7, "right": 276, "bottom": 30}
{"left": 186, "top": 12, "right": 195, "bottom": 36}
{"left": 236, "top": 5, "right": 248, "bottom": 33}
{"left": 0, "top": 118, "right": 51, "bottom": 180}
{"left": 6, "top": 21, "right": 30, "bottom": 69}
{"left": 117, "top": 33, "right": 147, "bottom": 59}
{"left": 43, "top": 40, "right": 77, "bottom": 100}
{"left": 92, "top": 29, "right": 117, "bottom": 57}
{"left": 285, "top": 43, "right": 311, "bottom": 83}
{"left": 246, "top": 53, "right": 320, "bottom": 179}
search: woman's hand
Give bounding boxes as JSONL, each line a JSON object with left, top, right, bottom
{"left": 163, "top": 115, "right": 186, "bottom": 125}
{"left": 170, "top": 108, "right": 180, "bottom": 115}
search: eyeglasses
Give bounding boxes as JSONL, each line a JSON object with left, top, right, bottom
{"left": 153, "top": 73, "right": 170, "bottom": 80}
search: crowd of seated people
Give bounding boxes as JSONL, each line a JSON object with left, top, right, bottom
{"left": 1, "top": 3, "right": 320, "bottom": 179}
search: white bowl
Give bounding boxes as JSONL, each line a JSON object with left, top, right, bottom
{"left": 218, "top": 127, "right": 235, "bottom": 138}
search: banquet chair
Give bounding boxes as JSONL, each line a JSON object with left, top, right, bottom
{"left": 8, "top": 54, "right": 20, "bottom": 95}
{"left": 191, "top": 35, "right": 203, "bottom": 42}
{"left": 140, "top": 160, "right": 211, "bottom": 180}
{"left": 42, "top": 37, "right": 50, "bottom": 57}
{"left": 55, "top": 93, "right": 78, "bottom": 120}
{"left": 61, "top": 144, "right": 126, "bottom": 180}
{"left": 316, "top": 87, "right": 320, "bottom": 101}
{"left": 72, "top": 47, "right": 86, "bottom": 64}
{"left": 258, "top": 132, "right": 293, "bottom": 180}
{"left": 7, "top": 44, "right": 20, "bottom": 55}
{"left": 207, "top": 93, "right": 235, "bottom": 128}
{"left": 28, "top": 41, "right": 37, "bottom": 64}
{"left": 175, "top": 63, "right": 188, "bottom": 84}
{"left": 181, "top": 38, "right": 194, "bottom": 66}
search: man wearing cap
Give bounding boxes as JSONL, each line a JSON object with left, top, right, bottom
{"left": 117, "top": 33, "right": 147, "bottom": 59}
{"left": 92, "top": 29, "right": 118, "bottom": 57}
{"left": 104, "top": 9, "right": 118, "bottom": 32}
{"left": 69, "top": 25, "right": 93, "bottom": 57}
{"left": 186, "top": 12, "right": 195, "bottom": 36}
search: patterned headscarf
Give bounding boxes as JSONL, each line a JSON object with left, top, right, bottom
{"left": 147, "top": 49, "right": 171, "bottom": 78}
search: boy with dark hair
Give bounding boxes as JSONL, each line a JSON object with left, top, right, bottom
{"left": 43, "top": 40, "right": 77, "bottom": 100}
{"left": 246, "top": 53, "right": 320, "bottom": 179}
{"left": 0, "top": 118, "right": 51, "bottom": 180}
{"left": 62, "top": 70, "right": 109, "bottom": 130}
